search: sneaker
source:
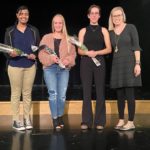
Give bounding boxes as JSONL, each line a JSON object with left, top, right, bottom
{"left": 81, "top": 124, "right": 88, "bottom": 130}
{"left": 96, "top": 125, "right": 104, "bottom": 130}
{"left": 24, "top": 119, "right": 33, "bottom": 130}
{"left": 114, "top": 119, "right": 125, "bottom": 130}
{"left": 119, "top": 121, "right": 135, "bottom": 131}
{"left": 13, "top": 121, "right": 25, "bottom": 131}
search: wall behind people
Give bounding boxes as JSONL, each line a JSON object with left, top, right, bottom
{"left": 0, "top": 0, "right": 149, "bottom": 99}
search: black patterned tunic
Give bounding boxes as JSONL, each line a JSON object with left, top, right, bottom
{"left": 109, "top": 24, "right": 142, "bottom": 89}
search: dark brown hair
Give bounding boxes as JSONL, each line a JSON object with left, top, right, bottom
{"left": 16, "top": 5, "right": 29, "bottom": 14}
{"left": 87, "top": 4, "right": 101, "bottom": 15}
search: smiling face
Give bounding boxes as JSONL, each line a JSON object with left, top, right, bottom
{"left": 16, "top": 9, "right": 29, "bottom": 25}
{"left": 111, "top": 9, "right": 124, "bottom": 26}
{"left": 88, "top": 7, "right": 100, "bottom": 25}
{"left": 52, "top": 15, "right": 64, "bottom": 33}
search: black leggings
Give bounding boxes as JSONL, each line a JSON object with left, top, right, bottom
{"left": 116, "top": 87, "right": 135, "bottom": 121}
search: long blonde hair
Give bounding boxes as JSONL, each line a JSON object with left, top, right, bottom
{"left": 108, "top": 6, "right": 126, "bottom": 31}
{"left": 51, "top": 14, "right": 70, "bottom": 53}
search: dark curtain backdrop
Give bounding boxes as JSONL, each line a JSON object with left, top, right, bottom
{"left": 0, "top": 0, "right": 149, "bottom": 100}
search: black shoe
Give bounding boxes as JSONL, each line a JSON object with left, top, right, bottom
{"left": 58, "top": 116, "right": 64, "bottom": 128}
{"left": 53, "top": 118, "right": 61, "bottom": 130}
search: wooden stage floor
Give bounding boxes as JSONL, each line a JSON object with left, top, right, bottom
{"left": 0, "top": 114, "right": 150, "bottom": 150}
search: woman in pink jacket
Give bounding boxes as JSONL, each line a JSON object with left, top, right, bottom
{"left": 38, "top": 14, "right": 76, "bottom": 130}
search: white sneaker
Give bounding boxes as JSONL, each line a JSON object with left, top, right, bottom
{"left": 81, "top": 124, "right": 88, "bottom": 130}
{"left": 24, "top": 119, "right": 33, "bottom": 130}
{"left": 13, "top": 121, "right": 25, "bottom": 131}
{"left": 114, "top": 119, "right": 125, "bottom": 130}
{"left": 119, "top": 121, "right": 135, "bottom": 131}
{"left": 96, "top": 125, "right": 104, "bottom": 130}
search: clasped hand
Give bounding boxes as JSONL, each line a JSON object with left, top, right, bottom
{"left": 27, "top": 54, "right": 36, "bottom": 60}
{"left": 51, "top": 55, "right": 69, "bottom": 67}
{"left": 9, "top": 51, "right": 18, "bottom": 57}
{"left": 86, "top": 50, "right": 97, "bottom": 58}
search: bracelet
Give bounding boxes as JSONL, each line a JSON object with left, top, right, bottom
{"left": 135, "top": 60, "right": 140, "bottom": 64}
{"left": 135, "top": 63, "right": 141, "bottom": 66}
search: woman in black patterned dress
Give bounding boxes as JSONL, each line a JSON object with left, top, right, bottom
{"left": 109, "top": 6, "right": 142, "bottom": 130}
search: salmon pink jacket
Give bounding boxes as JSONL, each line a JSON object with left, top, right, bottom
{"left": 38, "top": 33, "right": 76, "bottom": 68}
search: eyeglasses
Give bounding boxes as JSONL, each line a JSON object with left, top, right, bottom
{"left": 112, "top": 14, "right": 123, "bottom": 18}
{"left": 90, "top": 12, "right": 99, "bottom": 15}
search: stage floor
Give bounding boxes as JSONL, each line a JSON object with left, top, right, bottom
{"left": 0, "top": 114, "right": 150, "bottom": 150}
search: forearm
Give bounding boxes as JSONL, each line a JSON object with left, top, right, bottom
{"left": 38, "top": 50, "right": 54, "bottom": 66}
{"left": 134, "top": 51, "right": 140, "bottom": 64}
{"left": 63, "top": 53, "right": 76, "bottom": 67}
{"left": 78, "top": 48, "right": 88, "bottom": 56}
{"left": 96, "top": 47, "right": 112, "bottom": 56}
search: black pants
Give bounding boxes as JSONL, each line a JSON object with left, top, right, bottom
{"left": 80, "top": 57, "right": 106, "bottom": 127}
{"left": 116, "top": 87, "right": 135, "bottom": 121}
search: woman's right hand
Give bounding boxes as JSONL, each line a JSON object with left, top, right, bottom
{"left": 9, "top": 51, "right": 18, "bottom": 57}
{"left": 86, "top": 50, "right": 97, "bottom": 58}
{"left": 51, "top": 55, "right": 59, "bottom": 64}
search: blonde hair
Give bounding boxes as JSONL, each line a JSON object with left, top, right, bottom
{"left": 108, "top": 6, "right": 126, "bottom": 31}
{"left": 51, "top": 14, "right": 70, "bottom": 52}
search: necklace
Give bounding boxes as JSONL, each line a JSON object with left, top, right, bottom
{"left": 114, "top": 34, "right": 120, "bottom": 53}
{"left": 114, "top": 24, "right": 126, "bottom": 52}
{"left": 89, "top": 25, "right": 99, "bottom": 32}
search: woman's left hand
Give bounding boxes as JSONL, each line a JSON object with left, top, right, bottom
{"left": 134, "top": 64, "right": 141, "bottom": 77}
{"left": 62, "top": 59, "right": 69, "bottom": 66}
{"left": 27, "top": 54, "right": 36, "bottom": 60}
{"left": 86, "top": 50, "right": 97, "bottom": 58}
